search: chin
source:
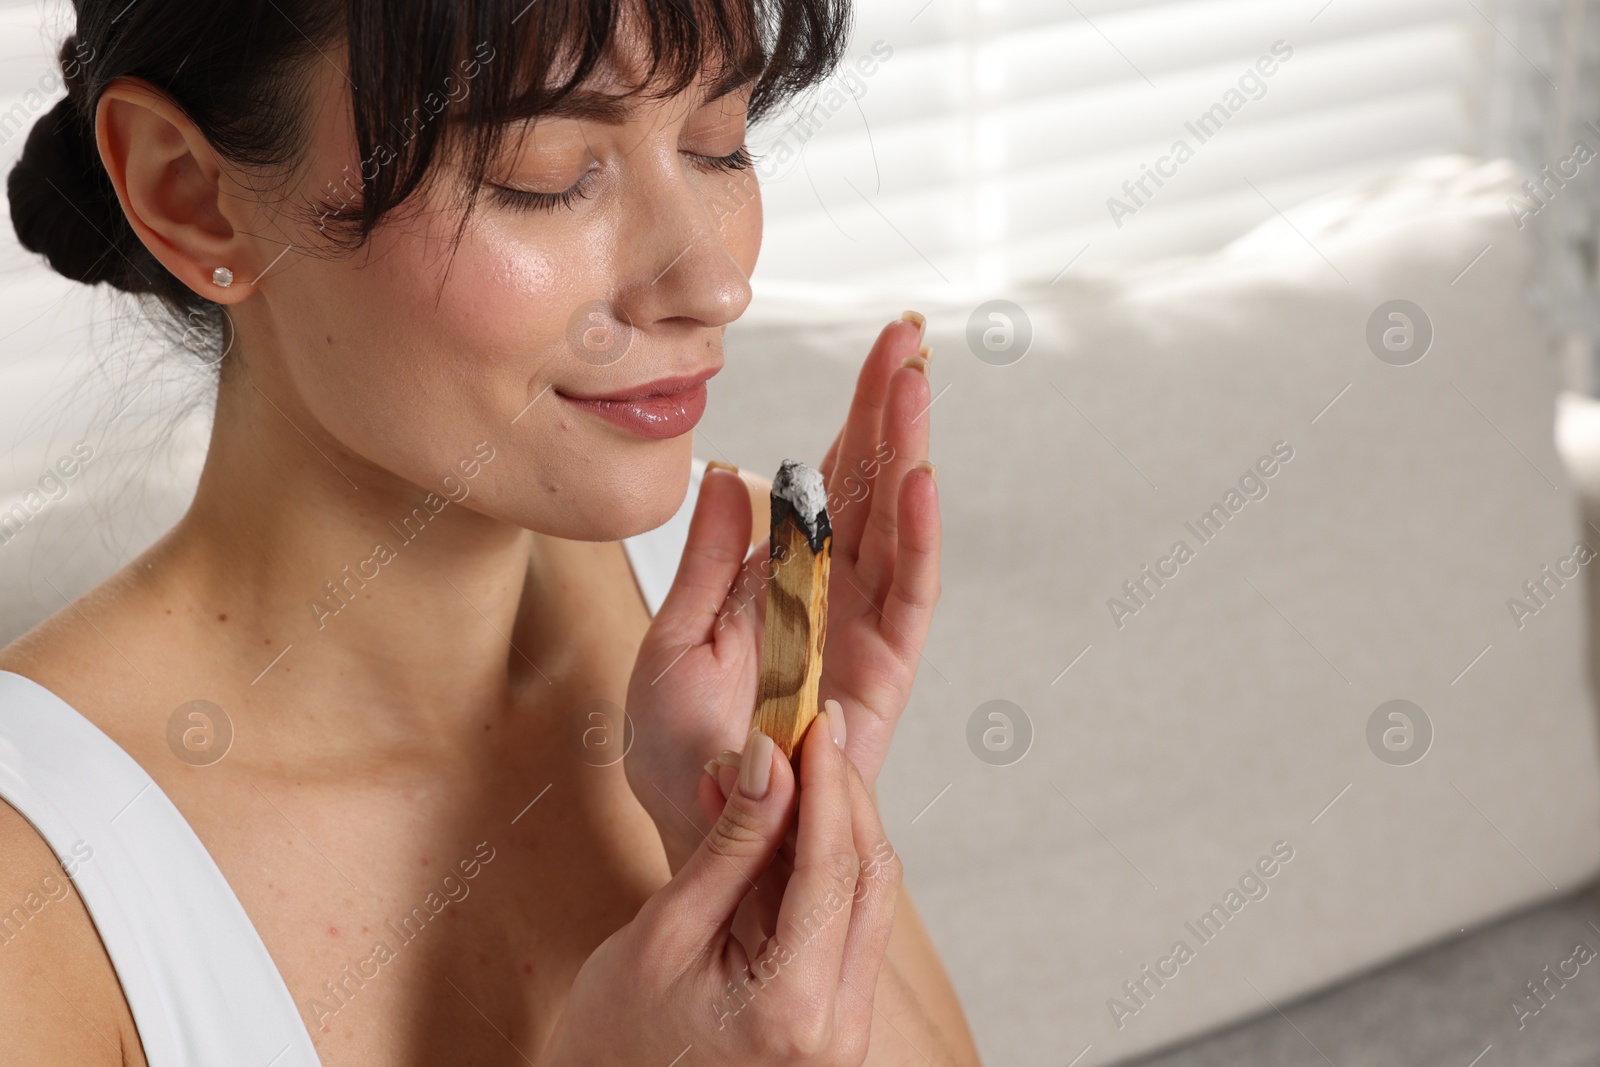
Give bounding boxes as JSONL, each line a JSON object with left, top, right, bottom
{"left": 613, "top": 436, "right": 697, "bottom": 539}
{"left": 518, "top": 432, "right": 695, "bottom": 543}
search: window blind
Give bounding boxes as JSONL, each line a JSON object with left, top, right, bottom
{"left": 750, "top": 0, "right": 1483, "bottom": 289}
{"left": 0, "top": 0, "right": 1495, "bottom": 294}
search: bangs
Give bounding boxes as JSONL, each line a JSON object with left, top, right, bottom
{"left": 327, "top": 0, "right": 850, "bottom": 240}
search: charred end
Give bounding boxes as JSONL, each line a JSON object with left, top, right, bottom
{"left": 771, "top": 458, "right": 831, "bottom": 554}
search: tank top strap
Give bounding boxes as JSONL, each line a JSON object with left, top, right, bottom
{"left": 0, "top": 669, "right": 321, "bottom": 1067}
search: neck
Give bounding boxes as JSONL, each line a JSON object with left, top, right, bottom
{"left": 148, "top": 360, "right": 560, "bottom": 733}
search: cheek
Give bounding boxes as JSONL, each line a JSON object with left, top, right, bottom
{"left": 270, "top": 203, "right": 673, "bottom": 537}
{"left": 425, "top": 220, "right": 570, "bottom": 374}
{"left": 484, "top": 231, "right": 562, "bottom": 296}
{"left": 271, "top": 207, "right": 595, "bottom": 491}
{"left": 348, "top": 208, "right": 592, "bottom": 398}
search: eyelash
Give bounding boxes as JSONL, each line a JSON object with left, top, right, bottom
{"left": 491, "top": 145, "right": 753, "bottom": 214}
{"left": 491, "top": 174, "right": 595, "bottom": 214}
{"left": 693, "top": 145, "right": 753, "bottom": 173}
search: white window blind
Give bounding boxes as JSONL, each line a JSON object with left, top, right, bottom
{"left": 0, "top": 0, "right": 1500, "bottom": 294}
{"left": 750, "top": 0, "right": 1484, "bottom": 290}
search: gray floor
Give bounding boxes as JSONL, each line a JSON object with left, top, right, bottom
{"left": 1128, "top": 883, "right": 1600, "bottom": 1067}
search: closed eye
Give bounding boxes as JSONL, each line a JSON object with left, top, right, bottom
{"left": 490, "top": 146, "right": 753, "bottom": 213}
{"left": 688, "top": 145, "right": 753, "bottom": 173}
{"left": 490, "top": 164, "right": 599, "bottom": 214}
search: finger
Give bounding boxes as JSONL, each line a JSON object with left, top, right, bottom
{"left": 833, "top": 755, "right": 903, "bottom": 1038}
{"left": 649, "top": 463, "right": 754, "bottom": 650}
{"left": 707, "top": 747, "right": 795, "bottom": 938}
{"left": 772, "top": 708, "right": 858, "bottom": 1000}
{"left": 699, "top": 746, "right": 760, "bottom": 824}
{"left": 732, "top": 848, "right": 792, "bottom": 958}
{"left": 875, "top": 461, "right": 940, "bottom": 658}
{"left": 855, "top": 357, "right": 932, "bottom": 604}
{"left": 653, "top": 729, "right": 795, "bottom": 950}
{"left": 828, "top": 316, "right": 922, "bottom": 559}
{"left": 713, "top": 529, "right": 771, "bottom": 653}
{"left": 696, "top": 763, "right": 728, "bottom": 826}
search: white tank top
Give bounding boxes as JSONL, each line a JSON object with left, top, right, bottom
{"left": 0, "top": 457, "right": 706, "bottom": 1066}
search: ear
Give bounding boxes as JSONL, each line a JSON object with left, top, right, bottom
{"left": 94, "top": 78, "right": 271, "bottom": 304}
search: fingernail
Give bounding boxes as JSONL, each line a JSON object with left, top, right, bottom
{"left": 717, "top": 763, "right": 739, "bottom": 798}
{"left": 900, "top": 310, "right": 926, "bottom": 340}
{"left": 914, "top": 458, "right": 936, "bottom": 484}
{"left": 706, "top": 460, "right": 740, "bottom": 477}
{"left": 738, "top": 728, "right": 774, "bottom": 799}
{"left": 825, "top": 698, "right": 847, "bottom": 748}
{"left": 703, "top": 758, "right": 719, "bottom": 778}
{"left": 901, "top": 354, "right": 928, "bottom": 376}
{"left": 714, "top": 749, "right": 742, "bottom": 768}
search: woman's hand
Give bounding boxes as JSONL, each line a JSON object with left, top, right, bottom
{"left": 813, "top": 313, "right": 941, "bottom": 793}
{"left": 625, "top": 313, "right": 939, "bottom": 872}
{"left": 544, "top": 710, "right": 903, "bottom": 1066}
{"left": 624, "top": 455, "right": 764, "bottom": 872}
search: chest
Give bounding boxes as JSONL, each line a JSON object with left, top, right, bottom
{"left": 193, "top": 758, "right": 668, "bottom": 1067}
{"left": 157, "top": 679, "right": 667, "bottom": 1066}
{"left": 199, "top": 564, "right": 659, "bottom": 1064}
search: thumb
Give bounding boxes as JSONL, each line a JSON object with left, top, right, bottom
{"left": 654, "top": 729, "right": 794, "bottom": 945}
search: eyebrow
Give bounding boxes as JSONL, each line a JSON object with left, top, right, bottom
{"left": 532, "top": 66, "right": 760, "bottom": 125}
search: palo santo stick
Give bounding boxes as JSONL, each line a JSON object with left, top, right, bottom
{"left": 752, "top": 459, "right": 832, "bottom": 759}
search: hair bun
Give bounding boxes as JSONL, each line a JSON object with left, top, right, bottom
{"left": 8, "top": 92, "right": 145, "bottom": 291}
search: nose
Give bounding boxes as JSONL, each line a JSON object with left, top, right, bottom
{"left": 612, "top": 160, "right": 755, "bottom": 334}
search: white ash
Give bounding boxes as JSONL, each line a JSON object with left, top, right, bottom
{"left": 772, "top": 459, "right": 830, "bottom": 547}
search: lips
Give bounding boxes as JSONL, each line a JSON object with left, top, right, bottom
{"left": 555, "top": 367, "right": 718, "bottom": 440}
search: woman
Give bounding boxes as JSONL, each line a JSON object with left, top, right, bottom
{"left": 0, "top": 0, "right": 978, "bottom": 1063}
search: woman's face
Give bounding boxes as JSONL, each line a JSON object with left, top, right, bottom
{"left": 231, "top": 39, "right": 760, "bottom": 541}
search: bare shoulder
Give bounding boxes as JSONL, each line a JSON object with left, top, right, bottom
{"left": 0, "top": 537, "right": 174, "bottom": 729}
{"left": 0, "top": 588, "right": 82, "bottom": 675}
{"left": 0, "top": 801, "right": 143, "bottom": 1065}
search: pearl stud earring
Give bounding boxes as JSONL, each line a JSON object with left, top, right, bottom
{"left": 211, "top": 267, "right": 234, "bottom": 288}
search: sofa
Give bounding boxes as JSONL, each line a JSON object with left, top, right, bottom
{"left": 5, "top": 154, "right": 1600, "bottom": 1064}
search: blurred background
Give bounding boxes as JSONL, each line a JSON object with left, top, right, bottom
{"left": 755, "top": 0, "right": 1597, "bottom": 353}
{"left": 9, "top": 1, "right": 1600, "bottom": 1065}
